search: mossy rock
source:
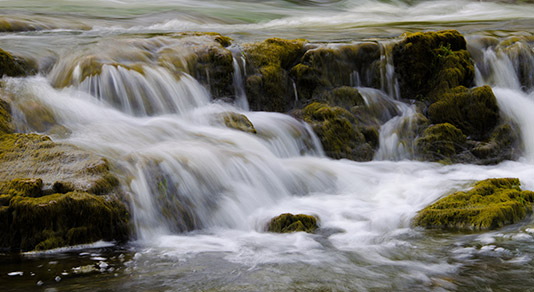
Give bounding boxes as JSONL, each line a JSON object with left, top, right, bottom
{"left": 415, "top": 123, "right": 466, "bottom": 162}
{"left": 393, "top": 30, "right": 474, "bottom": 100}
{"left": 295, "top": 102, "right": 375, "bottom": 161}
{"left": 243, "top": 38, "right": 307, "bottom": 112}
{"left": 1, "top": 191, "right": 129, "bottom": 251}
{"left": 471, "top": 123, "right": 522, "bottom": 164}
{"left": 291, "top": 43, "right": 381, "bottom": 101}
{"left": 413, "top": 178, "right": 534, "bottom": 231}
{"left": 428, "top": 85, "right": 499, "bottom": 139}
{"left": 16, "top": 100, "right": 58, "bottom": 133}
{"left": 219, "top": 112, "right": 257, "bottom": 134}
{"left": 0, "top": 178, "right": 43, "bottom": 198}
{"left": 0, "top": 98, "right": 14, "bottom": 134}
{"left": 0, "top": 48, "right": 29, "bottom": 78}
{"left": 267, "top": 213, "right": 318, "bottom": 233}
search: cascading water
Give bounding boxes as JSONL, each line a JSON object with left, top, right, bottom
{"left": 4, "top": 1, "right": 534, "bottom": 291}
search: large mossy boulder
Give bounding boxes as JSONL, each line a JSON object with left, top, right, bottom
{"left": 393, "top": 30, "right": 474, "bottom": 101}
{"left": 243, "top": 38, "right": 307, "bottom": 112}
{"left": 415, "top": 123, "right": 467, "bottom": 162}
{"left": 294, "top": 102, "right": 375, "bottom": 161}
{"left": 0, "top": 48, "right": 30, "bottom": 78}
{"left": 427, "top": 86, "right": 499, "bottom": 140}
{"left": 413, "top": 178, "right": 534, "bottom": 231}
{"left": 0, "top": 191, "right": 128, "bottom": 251}
{"left": 0, "top": 98, "right": 129, "bottom": 251}
{"left": 290, "top": 43, "right": 381, "bottom": 101}
{"left": 267, "top": 213, "right": 318, "bottom": 233}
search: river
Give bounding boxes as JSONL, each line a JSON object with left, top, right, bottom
{"left": 2, "top": 0, "right": 534, "bottom": 291}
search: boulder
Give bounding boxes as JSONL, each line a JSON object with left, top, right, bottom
{"left": 267, "top": 213, "right": 318, "bottom": 233}
{"left": 427, "top": 86, "right": 499, "bottom": 140}
{"left": 393, "top": 30, "right": 474, "bottom": 101}
{"left": 413, "top": 178, "right": 534, "bottom": 231}
{"left": 415, "top": 123, "right": 467, "bottom": 162}
{"left": 294, "top": 102, "right": 375, "bottom": 161}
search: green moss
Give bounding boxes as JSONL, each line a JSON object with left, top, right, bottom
{"left": 393, "top": 30, "right": 474, "bottom": 100}
{"left": 243, "top": 38, "right": 307, "bottom": 112}
{"left": 413, "top": 178, "right": 534, "bottom": 231}
{"left": 3, "top": 191, "right": 129, "bottom": 251}
{"left": 220, "top": 112, "right": 257, "bottom": 134}
{"left": 0, "top": 178, "right": 43, "bottom": 197}
{"left": 0, "top": 98, "right": 14, "bottom": 134}
{"left": 415, "top": 123, "right": 466, "bottom": 162}
{"left": 296, "top": 102, "right": 374, "bottom": 161}
{"left": 267, "top": 213, "right": 318, "bottom": 233}
{"left": 0, "top": 48, "right": 27, "bottom": 77}
{"left": 428, "top": 86, "right": 499, "bottom": 139}
{"left": 191, "top": 45, "right": 234, "bottom": 99}
{"left": 471, "top": 123, "right": 521, "bottom": 164}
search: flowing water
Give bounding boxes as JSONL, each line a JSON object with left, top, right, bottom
{"left": 2, "top": 0, "right": 534, "bottom": 291}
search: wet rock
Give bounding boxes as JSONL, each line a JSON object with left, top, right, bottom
{"left": 0, "top": 99, "right": 14, "bottom": 134}
{"left": 294, "top": 102, "right": 375, "bottom": 161}
{"left": 243, "top": 38, "right": 307, "bottom": 112}
{"left": 0, "top": 99, "right": 130, "bottom": 252}
{"left": 413, "top": 178, "right": 534, "bottom": 231}
{"left": 471, "top": 123, "right": 522, "bottom": 164}
{"left": 428, "top": 85, "right": 499, "bottom": 140}
{"left": 0, "top": 48, "right": 30, "bottom": 78}
{"left": 219, "top": 112, "right": 257, "bottom": 134}
{"left": 267, "top": 213, "right": 318, "bottom": 233}
{"left": 415, "top": 123, "right": 467, "bottom": 162}
{"left": 291, "top": 42, "right": 381, "bottom": 102}
{"left": 393, "top": 30, "right": 475, "bottom": 101}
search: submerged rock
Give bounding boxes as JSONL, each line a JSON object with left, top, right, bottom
{"left": 413, "top": 178, "right": 534, "bottom": 231}
{"left": 267, "top": 213, "right": 318, "bottom": 233}
{"left": 219, "top": 112, "right": 257, "bottom": 134}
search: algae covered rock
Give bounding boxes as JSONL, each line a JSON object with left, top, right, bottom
{"left": 0, "top": 48, "right": 29, "bottom": 78}
{"left": 219, "top": 112, "right": 257, "bottom": 134}
{"left": 2, "top": 191, "right": 129, "bottom": 251}
{"left": 295, "top": 102, "right": 375, "bottom": 161}
{"left": 243, "top": 38, "right": 307, "bottom": 112}
{"left": 267, "top": 213, "right": 318, "bottom": 233}
{"left": 393, "top": 30, "right": 474, "bottom": 100}
{"left": 415, "top": 123, "right": 467, "bottom": 162}
{"left": 413, "top": 178, "right": 534, "bottom": 231}
{"left": 428, "top": 86, "right": 499, "bottom": 139}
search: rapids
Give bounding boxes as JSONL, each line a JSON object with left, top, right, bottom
{"left": 2, "top": 0, "right": 534, "bottom": 291}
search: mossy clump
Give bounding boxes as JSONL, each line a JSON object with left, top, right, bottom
{"left": 3, "top": 191, "right": 129, "bottom": 251}
{"left": 415, "top": 123, "right": 467, "bottom": 162}
{"left": 243, "top": 38, "right": 307, "bottom": 112}
{"left": 0, "top": 178, "right": 43, "bottom": 198}
{"left": 413, "top": 178, "right": 534, "bottom": 231}
{"left": 295, "top": 102, "right": 375, "bottom": 161}
{"left": 290, "top": 43, "right": 380, "bottom": 102}
{"left": 393, "top": 30, "right": 474, "bottom": 100}
{"left": 267, "top": 213, "right": 318, "bottom": 233}
{"left": 471, "top": 123, "right": 522, "bottom": 164}
{"left": 0, "top": 48, "right": 28, "bottom": 77}
{"left": 190, "top": 44, "right": 234, "bottom": 99}
{"left": 0, "top": 98, "right": 14, "bottom": 134}
{"left": 220, "top": 112, "right": 257, "bottom": 134}
{"left": 428, "top": 86, "right": 499, "bottom": 139}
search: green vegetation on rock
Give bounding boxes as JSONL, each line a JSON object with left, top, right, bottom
{"left": 0, "top": 48, "right": 28, "bottom": 77}
{"left": 1, "top": 191, "right": 129, "bottom": 251}
{"left": 393, "top": 30, "right": 474, "bottom": 101}
{"left": 428, "top": 85, "right": 499, "bottom": 139}
{"left": 415, "top": 123, "right": 466, "bottom": 162}
{"left": 413, "top": 178, "right": 534, "bottom": 231}
{"left": 295, "top": 102, "right": 375, "bottom": 161}
{"left": 244, "top": 38, "right": 307, "bottom": 112}
{"left": 267, "top": 213, "right": 318, "bottom": 233}
{"left": 220, "top": 112, "right": 257, "bottom": 134}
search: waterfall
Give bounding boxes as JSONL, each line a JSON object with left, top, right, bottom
{"left": 231, "top": 56, "right": 249, "bottom": 110}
